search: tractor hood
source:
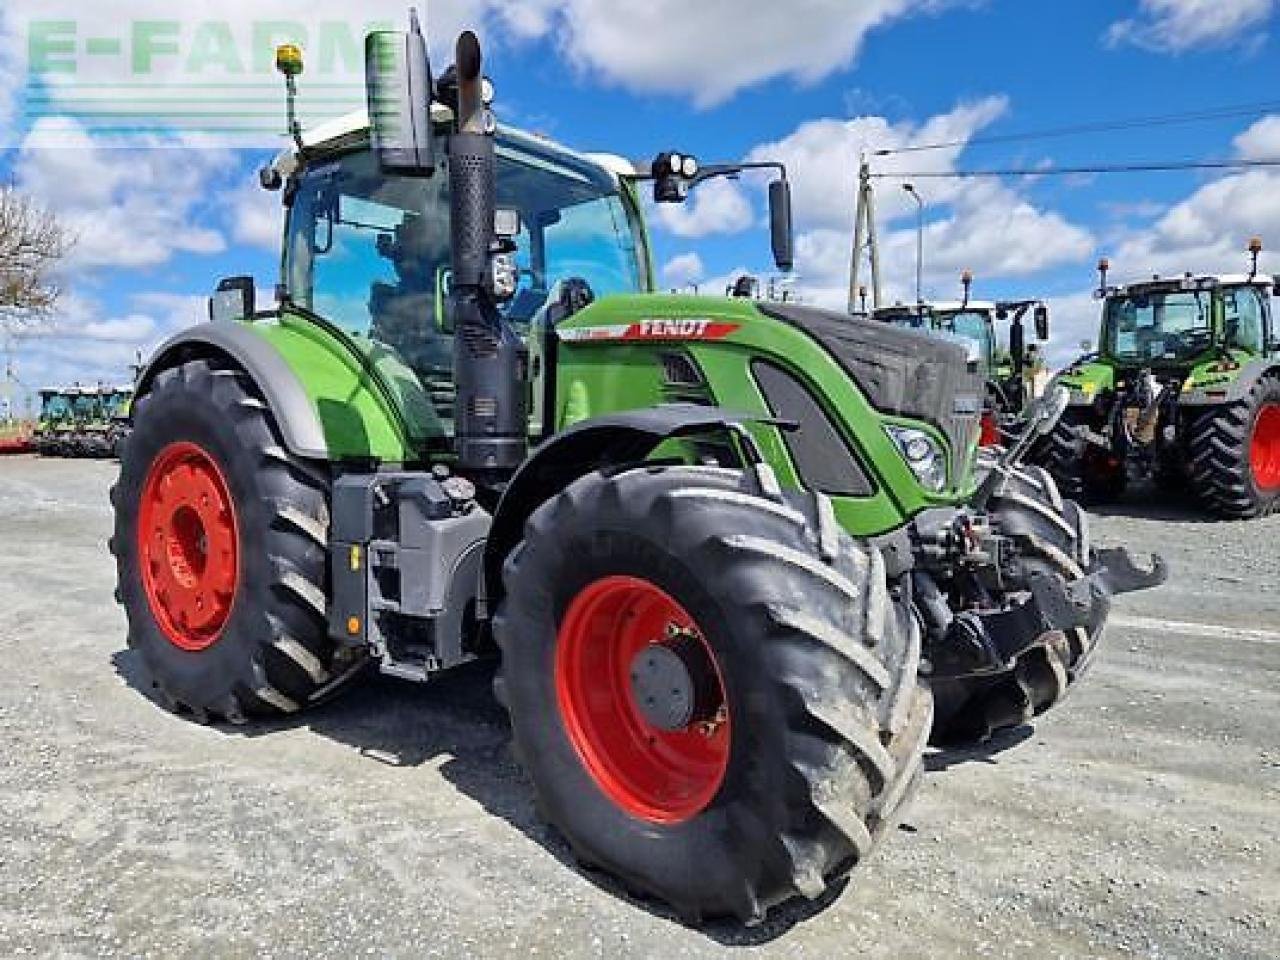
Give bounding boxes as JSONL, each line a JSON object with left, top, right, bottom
{"left": 757, "top": 303, "right": 985, "bottom": 481}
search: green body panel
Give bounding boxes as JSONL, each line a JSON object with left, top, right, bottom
{"left": 1054, "top": 360, "right": 1116, "bottom": 404}
{"left": 554, "top": 294, "right": 972, "bottom": 537}
{"left": 245, "top": 310, "right": 441, "bottom": 463}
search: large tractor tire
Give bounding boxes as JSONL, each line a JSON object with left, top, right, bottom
{"left": 1188, "top": 374, "right": 1280, "bottom": 520}
{"left": 1040, "top": 413, "right": 1126, "bottom": 505}
{"left": 111, "top": 359, "right": 358, "bottom": 722}
{"left": 931, "top": 463, "right": 1100, "bottom": 746}
{"left": 493, "top": 465, "right": 931, "bottom": 923}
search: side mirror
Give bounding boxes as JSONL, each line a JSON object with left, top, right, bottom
{"left": 1034, "top": 304, "right": 1050, "bottom": 340}
{"left": 209, "top": 277, "right": 255, "bottom": 323}
{"left": 769, "top": 179, "right": 794, "bottom": 273}
{"left": 366, "top": 13, "right": 435, "bottom": 177}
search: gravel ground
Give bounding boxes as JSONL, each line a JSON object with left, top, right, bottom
{"left": 0, "top": 455, "right": 1276, "bottom": 960}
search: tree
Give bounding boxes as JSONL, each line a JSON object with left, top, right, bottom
{"left": 0, "top": 184, "right": 69, "bottom": 337}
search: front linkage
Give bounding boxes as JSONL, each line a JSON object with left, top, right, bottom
{"left": 905, "top": 393, "right": 1166, "bottom": 742}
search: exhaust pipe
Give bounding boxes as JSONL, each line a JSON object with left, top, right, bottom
{"left": 449, "top": 31, "right": 528, "bottom": 474}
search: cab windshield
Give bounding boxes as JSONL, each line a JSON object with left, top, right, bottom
{"left": 42, "top": 396, "right": 71, "bottom": 419}
{"left": 72, "top": 396, "right": 101, "bottom": 418}
{"left": 1103, "top": 290, "right": 1214, "bottom": 363}
{"left": 286, "top": 134, "right": 647, "bottom": 380}
{"left": 936, "top": 310, "right": 995, "bottom": 368}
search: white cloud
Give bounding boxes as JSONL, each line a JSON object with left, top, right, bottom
{"left": 226, "top": 170, "right": 286, "bottom": 251}
{"left": 15, "top": 117, "right": 234, "bottom": 271}
{"left": 747, "top": 97, "right": 1010, "bottom": 231}
{"left": 653, "top": 178, "right": 755, "bottom": 239}
{"left": 528, "top": 0, "right": 963, "bottom": 109}
{"left": 735, "top": 98, "right": 1094, "bottom": 308}
{"left": 1106, "top": 0, "right": 1274, "bottom": 52}
{"left": 661, "top": 252, "right": 705, "bottom": 288}
{"left": 1235, "top": 115, "right": 1280, "bottom": 158}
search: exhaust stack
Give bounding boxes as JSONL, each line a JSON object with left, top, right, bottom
{"left": 448, "top": 32, "right": 529, "bottom": 474}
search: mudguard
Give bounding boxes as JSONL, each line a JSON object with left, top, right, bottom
{"left": 1179, "top": 358, "right": 1280, "bottom": 406}
{"left": 137, "top": 322, "right": 330, "bottom": 459}
{"left": 483, "top": 404, "right": 773, "bottom": 602}
{"left": 136, "top": 318, "right": 437, "bottom": 463}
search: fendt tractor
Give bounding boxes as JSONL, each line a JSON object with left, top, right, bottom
{"left": 110, "top": 17, "right": 1164, "bottom": 922}
{"left": 873, "top": 275, "right": 1050, "bottom": 447}
{"left": 1040, "top": 246, "right": 1280, "bottom": 518}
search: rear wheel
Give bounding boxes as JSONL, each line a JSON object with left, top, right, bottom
{"left": 111, "top": 359, "right": 360, "bottom": 722}
{"left": 1188, "top": 376, "right": 1280, "bottom": 519}
{"left": 494, "top": 466, "right": 930, "bottom": 923}
{"left": 930, "top": 463, "right": 1100, "bottom": 746}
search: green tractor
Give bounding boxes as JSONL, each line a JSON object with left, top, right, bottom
{"left": 35, "top": 386, "right": 83, "bottom": 458}
{"left": 1041, "top": 245, "right": 1280, "bottom": 518}
{"left": 110, "top": 20, "right": 1163, "bottom": 922}
{"left": 97, "top": 386, "right": 133, "bottom": 459}
{"left": 872, "top": 275, "right": 1050, "bottom": 447}
{"left": 34, "top": 388, "right": 75, "bottom": 456}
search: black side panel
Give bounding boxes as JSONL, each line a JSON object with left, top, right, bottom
{"left": 752, "top": 360, "right": 873, "bottom": 496}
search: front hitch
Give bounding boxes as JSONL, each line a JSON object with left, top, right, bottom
{"left": 926, "top": 546, "right": 1166, "bottom": 680}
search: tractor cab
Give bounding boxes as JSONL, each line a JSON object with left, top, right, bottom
{"left": 874, "top": 281, "right": 1050, "bottom": 444}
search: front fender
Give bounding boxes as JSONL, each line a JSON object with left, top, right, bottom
{"left": 483, "top": 405, "right": 767, "bottom": 604}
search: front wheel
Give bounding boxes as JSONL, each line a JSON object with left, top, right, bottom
{"left": 493, "top": 466, "right": 930, "bottom": 923}
{"left": 930, "top": 463, "right": 1100, "bottom": 746}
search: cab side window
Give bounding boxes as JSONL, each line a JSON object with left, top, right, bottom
{"left": 1224, "top": 286, "right": 1265, "bottom": 353}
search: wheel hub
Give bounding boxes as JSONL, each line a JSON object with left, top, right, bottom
{"left": 137, "top": 441, "right": 239, "bottom": 652}
{"left": 555, "top": 576, "right": 731, "bottom": 824}
{"left": 628, "top": 631, "right": 721, "bottom": 732}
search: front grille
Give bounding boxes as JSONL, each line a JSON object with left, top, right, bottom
{"left": 759, "top": 304, "right": 983, "bottom": 488}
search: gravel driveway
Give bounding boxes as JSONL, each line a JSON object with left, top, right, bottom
{"left": 0, "top": 456, "right": 1276, "bottom": 959}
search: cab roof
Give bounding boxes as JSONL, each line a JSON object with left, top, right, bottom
{"left": 1105, "top": 273, "right": 1278, "bottom": 298}
{"left": 283, "top": 108, "right": 638, "bottom": 183}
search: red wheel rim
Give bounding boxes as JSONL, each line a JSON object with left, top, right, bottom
{"left": 1252, "top": 403, "right": 1280, "bottom": 491}
{"left": 555, "top": 576, "right": 731, "bottom": 824}
{"left": 979, "top": 411, "right": 1000, "bottom": 447}
{"left": 137, "top": 442, "right": 239, "bottom": 651}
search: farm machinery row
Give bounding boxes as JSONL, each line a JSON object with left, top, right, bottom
{"left": 108, "top": 15, "right": 1164, "bottom": 924}
{"left": 34, "top": 384, "right": 132, "bottom": 458}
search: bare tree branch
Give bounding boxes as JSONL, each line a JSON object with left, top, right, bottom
{"left": 0, "top": 185, "right": 70, "bottom": 336}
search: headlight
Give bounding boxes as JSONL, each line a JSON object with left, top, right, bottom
{"left": 885, "top": 425, "right": 947, "bottom": 492}
{"left": 681, "top": 155, "right": 699, "bottom": 178}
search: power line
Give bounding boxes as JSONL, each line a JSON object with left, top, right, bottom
{"left": 870, "top": 157, "right": 1280, "bottom": 179}
{"left": 873, "top": 100, "right": 1280, "bottom": 157}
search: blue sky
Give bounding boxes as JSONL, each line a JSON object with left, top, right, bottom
{"left": 2, "top": 0, "right": 1279, "bottom": 410}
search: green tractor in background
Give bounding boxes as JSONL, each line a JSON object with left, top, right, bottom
{"left": 1041, "top": 244, "right": 1280, "bottom": 518}
{"left": 94, "top": 386, "right": 133, "bottom": 459}
{"left": 34, "top": 388, "right": 75, "bottom": 456}
{"left": 110, "top": 18, "right": 1163, "bottom": 922}
{"left": 872, "top": 274, "right": 1050, "bottom": 447}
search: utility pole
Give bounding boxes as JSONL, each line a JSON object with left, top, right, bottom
{"left": 903, "top": 182, "right": 924, "bottom": 307}
{"left": 848, "top": 154, "right": 882, "bottom": 314}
